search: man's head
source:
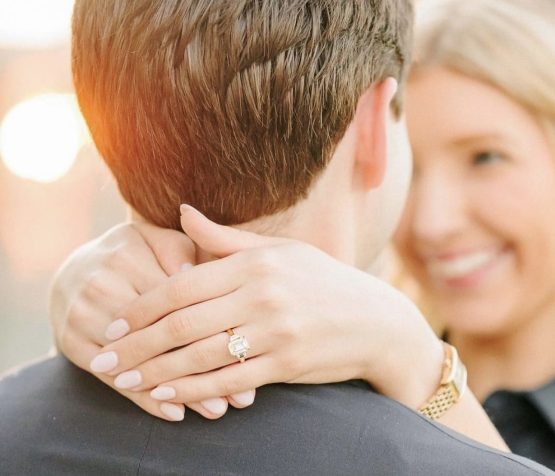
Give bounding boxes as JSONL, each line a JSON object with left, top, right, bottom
{"left": 72, "top": 0, "right": 413, "bottom": 267}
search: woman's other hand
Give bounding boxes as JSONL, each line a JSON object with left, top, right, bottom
{"left": 49, "top": 221, "right": 240, "bottom": 421}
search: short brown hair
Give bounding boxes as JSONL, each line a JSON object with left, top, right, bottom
{"left": 72, "top": 0, "right": 413, "bottom": 229}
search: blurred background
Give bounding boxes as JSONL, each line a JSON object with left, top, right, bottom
{"left": 0, "top": 0, "right": 125, "bottom": 373}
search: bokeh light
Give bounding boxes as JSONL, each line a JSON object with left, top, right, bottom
{"left": 0, "top": 0, "right": 74, "bottom": 49}
{"left": 0, "top": 93, "right": 88, "bottom": 183}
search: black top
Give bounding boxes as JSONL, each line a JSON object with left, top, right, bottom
{"left": 0, "top": 356, "right": 552, "bottom": 476}
{"left": 484, "top": 380, "right": 555, "bottom": 470}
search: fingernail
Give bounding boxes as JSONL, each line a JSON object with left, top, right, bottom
{"left": 160, "top": 403, "right": 185, "bottom": 421}
{"left": 151, "top": 386, "right": 176, "bottom": 400}
{"left": 200, "top": 398, "right": 228, "bottom": 415}
{"left": 105, "top": 319, "right": 130, "bottom": 340}
{"left": 180, "top": 263, "right": 193, "bottom": 271}
{"left": 114, "top": 370, "right": 142, "bottom": 389}
{"left": 90, "top": 351, "right": 118, "bottom": 373}
{"left": 180, "top": 204, "right": 194, "bottom": 215}
{"left": 230, "top": 390, "right": 256, "bottom": 406}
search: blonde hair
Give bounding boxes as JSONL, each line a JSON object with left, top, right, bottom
{"left": 413, "top": 0, "right": 555, "bottom": 138}
{"left": 392, "top": 0, "right": 555, "bottom": 329}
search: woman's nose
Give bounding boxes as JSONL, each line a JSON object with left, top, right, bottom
{"left": 409, "top": 176, "right": 468, "bottom": 247}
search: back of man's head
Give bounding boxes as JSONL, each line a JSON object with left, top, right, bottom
{"left": 72, "top": 0, "right": 412, "bottom": 229}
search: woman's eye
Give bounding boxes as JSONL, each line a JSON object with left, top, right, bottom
{"left": 472, "top": 151, "right": 504, "bottom": 166}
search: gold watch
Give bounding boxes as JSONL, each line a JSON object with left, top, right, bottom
{"left": 419, "top": 342, "right": 467, "bottom": 420}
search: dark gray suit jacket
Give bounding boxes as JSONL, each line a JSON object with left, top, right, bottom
{"left": 0, "top": 356, "right": 552, "bottom": 475}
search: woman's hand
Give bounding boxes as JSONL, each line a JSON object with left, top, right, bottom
{"left": 91, "top": 207, "right": 444, "bottom": 411}
{"left": 49, "top": 221, "right": 244, "bottom": 421}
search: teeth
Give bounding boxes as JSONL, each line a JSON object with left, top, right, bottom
{"left": 427, "top": 250, "right": 498, "bottom": 279}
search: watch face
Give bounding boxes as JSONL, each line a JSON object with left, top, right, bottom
{"left": 453, "top": 361, "right": 468, "bottom": 398}
{"left": 442, "top": 344, "right": 467, "bottom": 399}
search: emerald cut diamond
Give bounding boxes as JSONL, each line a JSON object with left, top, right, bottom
{"left": 228, "top": 334, "right": 250, "bottom": 361}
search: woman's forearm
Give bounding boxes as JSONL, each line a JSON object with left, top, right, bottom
{"left": 356, "top": 293, "right": 508, "bottom": 452}
{"left": 437, "top": 390, "right": 509, "bottom": 451}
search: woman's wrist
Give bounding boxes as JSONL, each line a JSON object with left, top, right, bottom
{"left": 359, "top": 292, "right": 444, "bottom": 409}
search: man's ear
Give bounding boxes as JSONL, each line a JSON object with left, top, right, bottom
{"left": 353, "top": 77, "right": 398, "bottom": 189}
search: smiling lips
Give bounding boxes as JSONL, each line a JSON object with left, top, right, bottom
{"left": 424, "top": 247, "right": 506, "bottom": 286}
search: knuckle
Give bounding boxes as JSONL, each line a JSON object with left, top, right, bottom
{"left": 65, "top": 299, "right": 90, "bottom": 326}
{"left": 82, "top": 271, "right": 112, "bottom": 301}
{"left": 253, "top": 280, "right": 287, "bottom": 313}
{"left": 166, "top": 276, "right": 192, "bottom": 306}
{"left": 122, "top": 341, "right": 146, "bottom": 366}
{"left": 249, "top": 248, "right": 281, "bottom": 277}
{"left": 189, "top": 344, "right": 213, "bottom": 369}
{"left": 105, "top": 245, "right": 134, "bottom": 271}
{"left": 275, "top": 313, "right": 302, "bottom": 341}
{"left": 220, "top": 377, "right": 241, "bottom": 396}
{"left": 166, "top": 312, "right": 193, "bottom": 341}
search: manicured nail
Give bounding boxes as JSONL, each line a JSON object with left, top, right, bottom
{"left": 160, "top": 403, "right": 185, "bottom": 422}
{"left": 180, "top": 263, "right": 193, "bottom": 271}
{"left": 105, "top": 319, "right": 130, "bottom": 341}
{"left": 90, "top": 351, "right": 118, "bottom": 373}
{"left": 114, "top": 370, "right": 142, "bottom": 389}
{"left": 200, "top": 398, "right": 228, "bottom": 415}
{"left": 151, "top": 386, "right": 176, "bottom": 401}
{"left": 230, "top": 390, "right": 256, "bottom": 406}
{"left": 180, "top": 204, "right": 195, "bottom": 215}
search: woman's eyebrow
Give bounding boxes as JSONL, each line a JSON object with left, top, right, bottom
{"left": 448, "top": 132, "right": 511, "bottom": 149}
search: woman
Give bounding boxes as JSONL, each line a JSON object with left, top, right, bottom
{"left": 50, "top": 0, "right": 554, "bottom": 467}
{"left": 393, "top": 0, "right": 555, "bottom": 465}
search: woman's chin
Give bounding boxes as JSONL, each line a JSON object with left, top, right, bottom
{"left": 435, "top": 300, "right": 515, "bottom": 339}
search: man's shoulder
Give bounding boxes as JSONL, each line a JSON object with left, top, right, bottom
{"left": 0, "top": 356, "right": 551, "bottom": 476}
{"left": 0, "top": 355, "right": 155, "bottom": 475}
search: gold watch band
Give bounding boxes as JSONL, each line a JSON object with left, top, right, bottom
{"left": 418, "top": 342, "right": 467, "bottom": 420}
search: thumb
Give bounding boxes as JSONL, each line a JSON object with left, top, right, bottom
{"left": 180, "top": 205, "right": 286, "bottom": 257}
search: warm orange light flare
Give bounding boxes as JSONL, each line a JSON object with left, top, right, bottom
{"left": 0, "top": 94, "right": 89, "bottom": 183}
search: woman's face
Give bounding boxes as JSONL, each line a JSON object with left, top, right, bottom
{"left": 394, "top": 66, "right": 555, "bottom": 336}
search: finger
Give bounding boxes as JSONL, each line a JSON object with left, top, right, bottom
{"left": 98, "top": 225, "right": 169, "bottom": 294}
{"left": 150, "top": 356, "right": 277, "bottom": 404}
{"left": 81, "top": 270, "right": 139, "bottom": 318}
{"left": 75, "top": 340, "right": 186, "bottom": 421}
{"left": 60, "top": 329, "right": 103, "bottom": 371}
{"left": 133, "top": 222, "right": 197, "bottom": 276}
{"left": 180, "top": 205, "right": 288, "bottom": 257}
{"left": 96, "top": 372, "right": 186, "bottom": 422}
{"left": 112, "top": 255, "right": 246, "bottom": 334}
{"left": 227, "top": 389, "right": 256, "bottom": 409}
{"left": 99, "top": 291, "right": 248, "bottom": 372}
{"left": 62, "top": 273, "right": 139, "bottom": 359}
{"left": 64, "top": 303, "right": 113, "bottom": 347}
{"left": 186, "top": 400, "right": 229, "bottom": 420}
{"left": 111, "top": 325, "right": 262, "bottom": 389}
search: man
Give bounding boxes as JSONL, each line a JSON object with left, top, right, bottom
{"left": 0, "top": 0, "right": 551, "bottom": 474}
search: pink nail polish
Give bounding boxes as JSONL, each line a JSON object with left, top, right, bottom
{"left": 114, "top": 370, "right": 142, "bottom": 389}
{"left": 230, "top": 390, "right": 256, "bottom": 406}
{"left": 151, "top": 386, "right": 176, "bottom": 400}
{"left": 160, "top": 403, "right": 185, "bottom": 421}
{"left": 90, "top": 351, "right": 118, "bottom": 373}
{"left": 200, "top": 398, "right": 228, "bottom": 415}
{"left": 180, "top": 204, "right": 194, "bottom": 215}
{"left": 105, "top": 319, "right": 130, "bottom": 341}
